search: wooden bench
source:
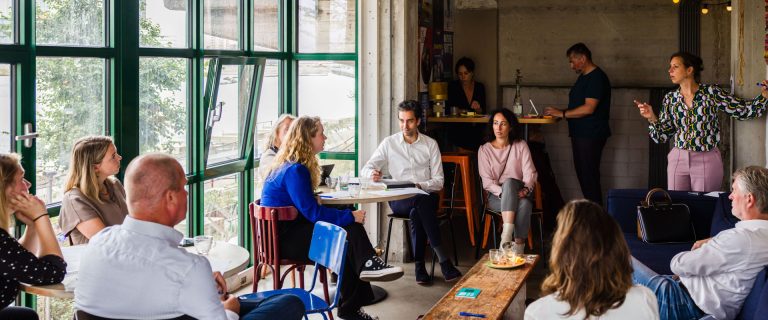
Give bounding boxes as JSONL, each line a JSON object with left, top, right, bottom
{"left": 422, "top": 254, "right": 540, "bottom": 320}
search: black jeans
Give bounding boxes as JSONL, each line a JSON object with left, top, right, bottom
{"left": 279, "top": 220, "right": 375, "bottom": 315}
{"left": 388, "top": 193, "right": 441, "bottom": 262}
{"left": 571, "top": 137, "right": 607, "bottom": 205}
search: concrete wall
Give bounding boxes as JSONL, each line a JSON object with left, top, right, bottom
{"left": 453, "top": 9, "right": 498, "bottom": 107}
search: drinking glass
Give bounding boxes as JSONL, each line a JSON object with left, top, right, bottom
{"left": 359, "top": 176, "right": 371, "bottom": 192}
{"left": 338, "top": 174, "right": 349, "bottom": 191}
{"left": 348, "top": 182, "right": 361, "bottom": 197}
{"left": 489, "top": 249, "right": 503, "bottom": 265}
{"left": 194, "top": 235, "right": 214, "bottom": 255}
{"left": 325, "top": 176, "right": 338, "bottom": 189}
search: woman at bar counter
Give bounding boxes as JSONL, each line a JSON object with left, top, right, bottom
{"left": 0, "top": 153, "right": 66, "bottom": 320}
{"left": 478, "top": 108, "right": 537, "bottom": 253}
{"left": 447, "top": 56, "right": 486, "bottom": 114}
{"left": 59, "top": 136, "right": 128, "bottom": 245}
{"left": 635, "top": 51, "right": 768, "bottom": 192}
{"left": 525, "top": 200, "right": 659, "bottom": 319}
{"left": 447, "top": 57, "right": 487, "bottom": 151}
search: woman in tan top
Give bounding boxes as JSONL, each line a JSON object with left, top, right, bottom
{"left": 59, "top": 136, "right": 127, "bottom": 245}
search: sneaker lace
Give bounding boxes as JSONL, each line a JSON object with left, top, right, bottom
{"left": 371, "top": 256, "right": 392, "bottom": 268}
{"left": 358, "top": 308, "right": 378, "bottom": 320}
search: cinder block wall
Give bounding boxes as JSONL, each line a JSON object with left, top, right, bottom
{"left": 503, "top": 87, "right": 650, "bottom": 201}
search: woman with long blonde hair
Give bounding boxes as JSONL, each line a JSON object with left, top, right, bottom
{"left": 59, "top": 136, "right": 128, "bottom": 245}
{"left": 0, "top": 153, "right": 65, "bottom": 319}
{"left": 525, "top": 200, "right": 659, "bottom": 319}
{"left": 260, "top": 116, "right": 403, "bottom": 320}
{"left": 258, "top": 114, "right": 295, "bottom": 178}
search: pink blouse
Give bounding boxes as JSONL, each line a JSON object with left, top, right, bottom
{"left": 477, "top": 140, "right": 538, "bottom": 197}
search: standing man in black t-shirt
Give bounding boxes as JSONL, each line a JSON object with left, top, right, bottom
{"left": 544, "top": 43, "right": 611, "bottom": 204}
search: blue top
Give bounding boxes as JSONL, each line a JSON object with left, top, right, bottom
{"left": 261, "top": 162, "right": 354, "bottom": 227}
{"left": 567, "top": 67, "right": 612, "bottom": 139}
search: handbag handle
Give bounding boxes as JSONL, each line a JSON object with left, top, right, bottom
{"left": 640, "top": 188, "right": 672, "bottom": 208}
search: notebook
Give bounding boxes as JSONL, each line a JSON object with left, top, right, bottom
{"left": 381, "top": 179, "right": 416, "bottom": 189}
{"left": 455, "top": 287, "right": 481, "bottom": 299}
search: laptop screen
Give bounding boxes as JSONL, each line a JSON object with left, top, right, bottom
{"left": 319, "top": 164, "right": 335, "bottom": 185}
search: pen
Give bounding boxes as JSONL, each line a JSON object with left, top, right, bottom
{"left": 319, "top": 195, "right": 332, "bottom": 199}
{"left": 458, "top": 311, "right": 486, "bottom": 318}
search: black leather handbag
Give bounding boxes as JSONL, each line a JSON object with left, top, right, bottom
{"left": 636, "top": 188, "right": 697, "bottom": 244}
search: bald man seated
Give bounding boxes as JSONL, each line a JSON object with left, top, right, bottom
{"left": 75, "top": 153, "right": 304, "bottom": 320}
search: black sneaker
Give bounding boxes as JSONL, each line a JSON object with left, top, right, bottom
{"left": 359, "top": 256, "right": 404, "bottom": 282}
{"left": 440, "top": 260, "right": 462, "bottom": 282}
{"left": 338, "top": 308, "right": 379, "bottom": 320}
{"left": 415, "top": 261, "right": 432, "bottom": 285}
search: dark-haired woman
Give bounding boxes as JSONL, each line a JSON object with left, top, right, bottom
{"left": 525, "top": 200, "right": 659, "bottom": 319}
{"left": 635, "top": 52, "right": 768, "bottom": 192}
{"left": 477, "top": 108, "right": 537, "bottom": 252}
{"left": 447, "top": 57, "right": 486, "bottom": 114}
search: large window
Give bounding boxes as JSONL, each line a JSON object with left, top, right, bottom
{"left": 1, "top": 0, "right": 357, "bottom": 316}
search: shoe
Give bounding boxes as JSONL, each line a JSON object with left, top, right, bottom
{"left": 440, "top": 260, "right": 462, "bottom": 282}
{"left": 359, "top": 256, "right": 404, "bottom": 282}
{"left": 338, "top": 308, "right": 379, "bottom": 320}
{"left": 415, "top": 261, "right": 432, "bottom": 285}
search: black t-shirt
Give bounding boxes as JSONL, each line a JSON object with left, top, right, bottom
{"left": 567, "top": 67, "right": 611, "bottom": 139}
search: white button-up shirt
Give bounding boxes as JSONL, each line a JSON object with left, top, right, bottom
{"left": 361, "top": 132, "right": 444, "bottom": 193}
{"left": 75, "top": 216, "right": 238, "bottom": 320}
{"left": 671, "top": 219, "right": 768, "bottom": 320}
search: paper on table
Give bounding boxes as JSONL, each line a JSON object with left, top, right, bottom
{"left": 318, "top": 190, "right": 354, "bottom": 199}
{"left": 368, "top": 188, "right": 429, "bottom": 197}
{"left": 704, "top": 191, "right": 726, "bottom": 198}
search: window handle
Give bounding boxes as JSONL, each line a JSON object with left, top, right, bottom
{"left": 15, "top": 123, "right": 39, "bottom": 148}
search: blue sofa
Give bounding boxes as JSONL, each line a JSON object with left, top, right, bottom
{"left": 606, "top": 189, "right": 768, "bottom": 320}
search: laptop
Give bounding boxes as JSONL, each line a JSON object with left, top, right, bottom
{"left": 319, "top": 164, "right": 335, "bottom": 186}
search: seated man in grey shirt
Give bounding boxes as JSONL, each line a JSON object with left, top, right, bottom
{"left": 632, "top": 166, "right": 768, "bottom": 320}
{"left": 75, "top": 153, "right": 304, "bottom": 320}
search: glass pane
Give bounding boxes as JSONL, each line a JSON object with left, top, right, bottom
{"left": 139, "top": 0, "right": 188, "bottom": 48}
{"left": 36, "top": 0, "right": 104, "bottom": 46}
{"left": 255, "top": 60, "right": 279, "bottom": 162}
{"left": 204, "top": 0, "right": 239, "bottom": 50}
{"left": 0, "top": 64, "right": 10, "bottom": 153}
{"left": 139, "top": 57, "right": 188, "bottom": 171}
{"left": 298, "top": 0, "right": 355, "bottom": 53}
{"left": 36, "top": 57, "right": 105, "bottom": 204}
{"left": 298, "top": 61, "right": 355, "bottom": 152}
{"left": 253, "top": 0, "right": 278, "bottom": 51}
{"left": 204, "top": 174, "right": 239, "bottom": 243}
{"left": 319, "top": 158, "right": 355, "bottom": 179}
{"left": 207, "top": 63, "right": 255, "bottom": 165}
{"left": 174, "top": 185, "right": 189, "bottom": 236}
{"left": 37, "top": 296, "right": 75, "bottom": 320}
{"left": 0, "top": 0, "right": 12, "bottom": 43}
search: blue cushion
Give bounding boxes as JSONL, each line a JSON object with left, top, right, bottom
{"left": 710, "top": 192, "right": 737, "bottom": 236}
{"left": 737, "top": 267, "right": 768, "bottom": 320}
{"left": 624, "top": 234, "right": 692, "bottom": 275}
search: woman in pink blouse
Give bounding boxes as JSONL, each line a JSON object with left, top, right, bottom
{"left": 478, "top": 108, "right": 538, "bottom": 253}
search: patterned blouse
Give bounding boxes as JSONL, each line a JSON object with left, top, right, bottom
{"left": 649, "top": 84, "right": 768, "bottom": 152}
{"left": 0, "top": 228, "right": 66, "bottom": 308}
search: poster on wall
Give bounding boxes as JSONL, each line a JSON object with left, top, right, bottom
{"left": 420, "top": 0, "right": 433, "bottom": 27}
{"left": 444, "top": 0, "right": 454, "bottom": 32}
{"left": 443, "top": 32, "right": 454, "bottom": 80}
{"left": 419, "top": 27, "right": 433, "bottom": 92}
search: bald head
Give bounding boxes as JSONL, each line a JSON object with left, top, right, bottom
{"left": 124, "top": 153, "right": 187, "bottom": 225}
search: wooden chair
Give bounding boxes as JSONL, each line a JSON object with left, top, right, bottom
{"left": 73, "top": 310, "right": 194, "bottom": 320}
{"left": 249, "top": 201, "right": 332, "bottom": 315}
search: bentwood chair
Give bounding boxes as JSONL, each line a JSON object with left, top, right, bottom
{"left": 73, "top": 310, "right": 194, "bottom": 320}
{"left": 249, "top": 201, "right": 332, "bottom": 310}
{"left": 383, "top": 162, "right": 460, "bottom": 279}
{"left": 239, "top": 221, "right": 349, "bottom": 320}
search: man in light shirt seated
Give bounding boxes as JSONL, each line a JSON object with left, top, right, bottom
{"left": 632, "top": 166, "right": 768, "bottom": 320}
{"left": 75, "top": 153, "right": 304, "bottom": 320}
{"left": 361, "top": 100, "right": 462, "bottom": 285}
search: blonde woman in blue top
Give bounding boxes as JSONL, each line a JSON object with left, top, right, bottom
{"left": 635, "top": 52, "right": 768, "bottom": 192}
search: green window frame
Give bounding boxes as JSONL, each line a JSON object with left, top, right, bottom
{"left": 0, "top": 0, "right": 358, "bottom": 312}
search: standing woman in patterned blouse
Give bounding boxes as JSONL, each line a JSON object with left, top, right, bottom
{"left": 635, "top": 52, "right": 768, "bottom": 192}
{"left": 0, "top": 153, "right": 66, "bottom": 320}
{"left": 59, "top": 136, "right": 128, "bottom": 245}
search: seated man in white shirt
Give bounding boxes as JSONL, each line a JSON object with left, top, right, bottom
{"left": 361, "top": 100, "right": 462, "bottom": 285}
{"left": 75, "top": 153, "right": 304, "bottom": 320}
{"left": 632, "top": 166, "right": 768, "bottom": 320}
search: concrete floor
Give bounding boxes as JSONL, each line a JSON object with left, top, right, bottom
{"left": 236, "top": 215, "right": 551, "bottom": 319}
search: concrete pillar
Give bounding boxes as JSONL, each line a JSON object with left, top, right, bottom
{"left": 730, "top": 0, "right": 767, "bottom": 172}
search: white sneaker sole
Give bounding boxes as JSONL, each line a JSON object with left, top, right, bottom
{"left": 359, "top": 267, "right": 404, "bottom": 282}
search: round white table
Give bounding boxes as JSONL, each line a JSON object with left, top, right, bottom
{"left": 318, "top": 184, "right": 421, "bottom": 305}
{"left": 20, "top": 241, "right": 250, "bottom": 299}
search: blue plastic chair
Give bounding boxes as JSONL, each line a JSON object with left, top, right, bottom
{"left": 239, "top": 221, "right": 348, "bottom": 320}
